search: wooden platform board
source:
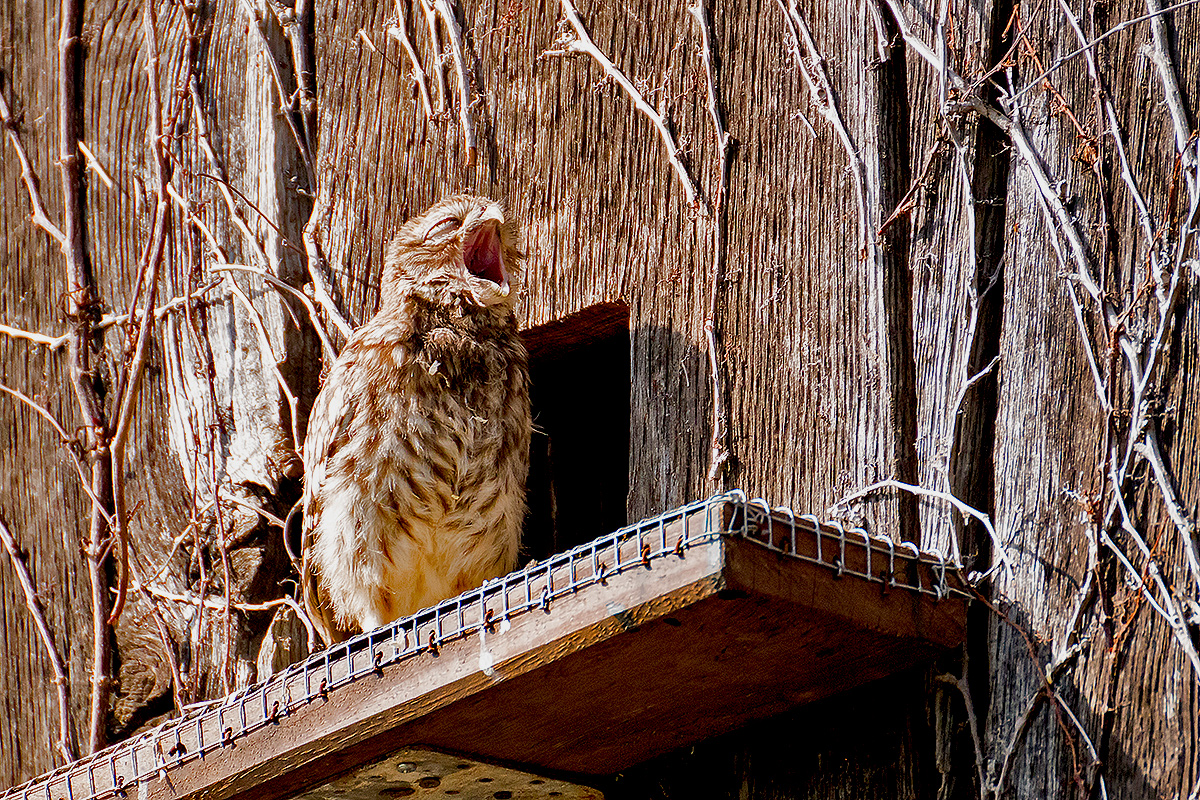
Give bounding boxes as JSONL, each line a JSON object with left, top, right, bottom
{"left": 2, "top": 495, "right": 968, "bottom": 800}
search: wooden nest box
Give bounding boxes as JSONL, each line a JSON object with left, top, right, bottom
{"left": 4, "top": 493, "right": 969, "bottom": 800}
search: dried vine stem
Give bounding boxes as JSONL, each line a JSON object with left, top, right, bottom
{"left": 0, "top": 282, "right": 223, "bottom": 352}
{"left": 253, "top": 0, "right": 356, "bottom": 345}
{"left": 221, "top": 273, "right": 304, "bottom": 453}
{"left": 248, "top": 5, "right": 317, "bottom": 191}
{"left": 261, "top": 0, "right": 355, "bottom": 350}
{"left": 390, "top": 0, "right": 435, "bottom": 121}
{"left": 777, "top": 0, "right": 872, "bottom": 261}
{"left": 434, "top": 0, "right": 477, "bottom": 165}
{"left": 213, "top": 263, "right": 336, "bottom": 360}
{"left": 0, "top": 517, "right": 77, "bottom": 763}
{"left": 0, "top": 92, "right": 67, "bottom": 245}
{"left": 0, "top": 382, "right": 111, "bottom": 532}
{"left": 133, "top": 583, "right": 317, "bottom": 655}
{"left": 125, "top": 550, "right": 185, "bottom": 714}
{"left": 546, "top": 0, "right": 703, "bottom": 212}
{"left": 107, "top": 0, "right": 175, "bottom": 628}
{"left": 420, "top": 0, "right": 451, "bottom": 117}
{"left": 1009, "top": 0, "right": 1200, "bottom": 101}
{"left": 831, "top": 478, "right": 1015, "bottom": 579}
{"left": 55, "top": 0, "right": 117, "bottom": 754}
{"left": 688, "top": 0, "right": 732, "bottom": 483}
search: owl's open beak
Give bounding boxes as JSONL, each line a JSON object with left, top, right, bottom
{"left": 462, "top": 220, "right": 506, "bottom": 287}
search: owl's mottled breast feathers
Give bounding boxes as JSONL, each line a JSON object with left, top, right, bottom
{"left": 300, "top": 196, "right": 531, "bottom": 645}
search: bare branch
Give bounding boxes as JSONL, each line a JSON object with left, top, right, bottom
{"left": 189, "top": 86, "right": 273, "bottom": 274}
{"left": 53, "top": 0, "right": 115, "bottom": 753}
{"left": 831, "top": 478, "right": 1016, "bottom": 580}
{"left": 247, "top": 2, "right": 318, "bottom": 190}
{"left": 993, "top": 645, "right": 1087, "bottom": 798}
{"left": 434, "top": 0, "right": 477, "bottom": 165}
{"left": 301, "top": 182, "right": 355, "bottom": 342}
{"left": 935, "top": 670, "right": 986, "bottom": 792}
{"left": 1142, "top": 0, "right": 1196, "bottom": 185}
{"left": 0, "top": 323, "right": 70, "bottom": 350}
{"left": 390, "top": 0, "right": 435, "bottom": 121}
{"left": 1012, "top": 0, "right": 1200, "bottom": 103}
{"left": 1135, "top": 433, "right": 1200, "bottom": 585}
{"left": 133, "top": 582, "right": 317, "bottom": 656}
{"left": 0, "top": 517, "right": 77, "bottom": 763}
{"left": 688, "top": 0, "right": 732, "bottom": 484}
{"left": 419, "top": 0, "right": 451, "bottom": 117}
{"left": 76, "top": 139, "right": 114, "bottom": 190}
{"left": 213, "top": 264, "right": 337, "bottom": 361}
{"left": 0, "top": 383, "right": 115, "bottom": 523}
{"left": 222, "top": 273, "right": 303, "bottom": 452}
{"left": 0, "top": 281, "right": 223, "bottom": 353}
{"left": 548, "top": 0, "right": 703, "bottom": 212}
{"left": 0, "top": 90, "right": 68, "bottom": 247}
{"left": 106, "top": 0, "right": 174, "bottom": 629}
{"left": 125, "top": 549, "right": 185, "bottom": 715}
{"left": 777, "top": 0, "right": 872, "bottom": 260}
{"left": 1105, "top": 465, "right": 1200, "bottom": 677}
{"left": 1055, "top": 0, "right": 1156, "bottom": 256}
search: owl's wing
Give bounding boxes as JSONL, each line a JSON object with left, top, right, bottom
{"left": 300, "top": 370, "right": 357, "bottom": 646}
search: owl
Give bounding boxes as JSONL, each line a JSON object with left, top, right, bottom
{"left": 300, "top": 195, "right": 531, "bottom": 645}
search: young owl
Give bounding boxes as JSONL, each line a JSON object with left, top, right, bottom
{"left": 300, "top": 195, "right": 531, "bottom": 645}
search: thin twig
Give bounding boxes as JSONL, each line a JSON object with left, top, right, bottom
{"left": 125, "top": 548, "right": 185, "bottom": 715}
{"left": 390, "top": 0, "right": 435, "bottom": 120}
{"left": 935, "top": 671, "right": 987, "bottom": 792}
{"left": 1142, "top": 0, "right": 1196, "bottom": 183}
{"left": 213, "top": 264, "right": 336, "bottom": 361}
{"left": 689, "top": 0, "right": 732, "bottom": 483}
{"left": 547, "top": 0, "right": 704, "bottom": 212}
{"left": 76, "top": 139, "right": 114, "bottom": 190}
{"left": 993, "top": 644, "right": 1087, "bottom": 798}
{"left": 1011, "top": 0, "right": 1200, "bottom": 103}
{"left": 831, "top": 478, "right": 1015, "bottom": 579}
{"left": 247, "top": 5, "right": 318, "bottom": 191}
{"left": 190, "top": 86, "right": 273, "bottom": 274}
{"left": 133, "top": 583, "right": 317, "bottom": 655}
{"left": 1135, "top": 434, "right": 1200, "bottom": 585}
{"left": 434, "top": 0, "right": 477, "bottom": 166}
{"left": 1105, "top": 465, "right": 1200, "bottom": 676}
{"left": 419, "top": 0, "right": 450, "bottom": 117}
{"left": 777, "top": 0, "right": 872, "bottom": 261}
{"left": 0, "top": 517, "right": 77, "bottom": 763}
{"left": 107, "top": 0, "right": 174, "bottom": 628}
{"left": 0, "top": 382, "right": 110, "bottom": 519}
{"left": 0, "top": 90, "right": 68, "bottom": 247}
{"left": 222, "top": 274, "right": 303, "bottom": 451}
{"left": 301, "top": 182, "right": 354, "bottom": 342}
{"left": 0, "top": 281, "right": 222, "bottom": 352}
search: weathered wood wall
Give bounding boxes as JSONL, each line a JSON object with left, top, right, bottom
{"left": 1, "top": 0, "right": 1197, "bottom": 797}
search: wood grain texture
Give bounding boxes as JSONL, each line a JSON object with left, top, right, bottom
{"left": 0, "top": 0, "right": 94, "bottom": 783}
{"left": 0, "top": 0, "right": 1197, "bottom": 796}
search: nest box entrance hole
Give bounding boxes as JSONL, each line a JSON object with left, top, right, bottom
{"left": 522, "top": 301, "right": 630, "bottom": 561}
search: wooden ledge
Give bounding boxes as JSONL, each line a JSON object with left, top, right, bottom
{"left": 3, "top": 495, "right": 968, "bottom": 800}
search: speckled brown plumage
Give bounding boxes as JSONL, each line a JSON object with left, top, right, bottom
{"left": 301, "top": 196, "right": 530, "bottom": 645}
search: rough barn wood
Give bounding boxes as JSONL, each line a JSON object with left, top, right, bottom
{"left": 0, "top": 0, "right": 1198, "bottom": 797}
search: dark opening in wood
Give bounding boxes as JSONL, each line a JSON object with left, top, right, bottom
{"left": 521, "top": 301, "right": 630, "bottom": 560}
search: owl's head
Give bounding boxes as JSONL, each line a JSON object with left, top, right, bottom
{"left": 382, "top": 195, "right": 523, "bottom": 311}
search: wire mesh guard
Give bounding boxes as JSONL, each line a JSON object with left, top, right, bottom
{"left": 2, "top": 491, "right": 969, "bottom": 800}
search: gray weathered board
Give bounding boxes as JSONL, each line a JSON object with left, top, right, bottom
{"left": 1, "top": 495, "right": 968, "bottom": 800}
